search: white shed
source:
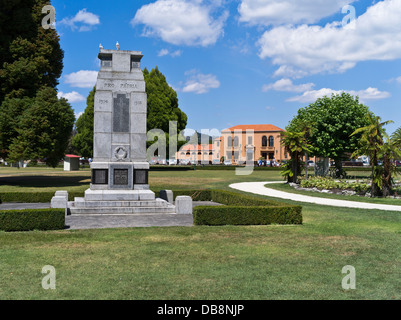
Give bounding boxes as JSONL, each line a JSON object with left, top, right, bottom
{"left": 64, "top": 154, "right": 81, "bottom": 171}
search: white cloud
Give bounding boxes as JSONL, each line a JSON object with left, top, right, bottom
{"left": 182, "top": 70, "right": 220, "bottom": 94}
{"left": 389, "top": 76, "right": 401, "bottom": 84}
{"left": 238, "top": 0, "right": 354, "bottom": 26}
{"left": 257, "top": 0, "right": 401, "bottom": 77}
{"left": 262, "top": 78, "right": 315, "bottom": 93}
{"left": 287, "top": 87, "right": 391, "bottom": 103}
{"left": 75, "top": 112, "right": 84, "bottom": 120}
{"left": 57, "top": 91, "right": 86, "bottom": 103}
{"left": 158, "top": 49, "right": 169, "bottom": 57}
{"left": 64, "top": 70, "right": 98, "bottom": 88}
{"left": 59, "top": 9, "right": 100, "bottom": 32}
{"left": 158, "top": 49, "right": 183, "bottom": 57}
{"left": 132, "top": 0, "right": 229, "bottom": 46}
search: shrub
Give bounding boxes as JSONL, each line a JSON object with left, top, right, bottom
{"left": 194, "top": 206, "right": 302, "bottom": 226}
{"left": 0, "top": 209, "right": 65, "bottom": 232}
{"left": 0, "top": 192, "right": 84, "bottom": 203}
{"left": 193, "top": 190, "right": 302, "bottom": 226}
{"left": 299, "top": 176, "right": 370, "bottom": 193}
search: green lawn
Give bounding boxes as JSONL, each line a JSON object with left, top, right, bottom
{"left": 1, "top": 167, "right": 401, "bottom": 300}
{"left": 0, "top": 167, "right": 284, "bottom": 194}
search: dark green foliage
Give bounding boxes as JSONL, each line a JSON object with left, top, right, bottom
{"left": 145, "top": 66, "right": 187, "bottom": 133}
{"left": 72, "top": 87, "right": 95, "bottom": 158}
{"left": 6, "top": 87, "right": 75, "bottom": 167}
{"left": 0, "top": 208, "right": 65, "bottom": 232}
{"left": 287, "top": 93, "right": 371, "bottom": 177}
{"left": 0, "top": 0, "right": 69, "bottom": 164}
{"left": 191, "top": 189, "right": 303, "bottom": 226}
{"left": 194, "top": 206, "right": 302, "bottom": 226}
{"left": 210, "top": 189, "right": 287, "bottom": 207}
{"left": 145, "top": 67, "right": 187, "bottom": 156}
{"left": 0, "top": 191, "right": 84, "bottom": 203}
{"left": 0, "top": 0, "right": 63, "bottom": 103}
{"left": 0, "top": 96, "right": 33, "bottom": 158}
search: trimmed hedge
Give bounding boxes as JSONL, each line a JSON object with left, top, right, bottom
{"left": 194, "top": 206, "right": 302, "bottom": 226}
{"left": 0, "top": 192, "right": 84, "bottom": 203}
{"left": 150, "top": 165, "right": 283, "bottom": 171}
{"left": 0, "top": 209, "right": 65, "bottom": 232}
{"left": 181, "top": 189, "right": 303, "bottom": 226}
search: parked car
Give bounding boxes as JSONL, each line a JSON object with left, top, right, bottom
{"left": 395, "top": 160, "right": 401, "bottom": 167}
{"left": 307, "top": 160, "right": 315, "bottom": 167}
{"left": 224, "top": 160, "right": 232, "bottom": 165}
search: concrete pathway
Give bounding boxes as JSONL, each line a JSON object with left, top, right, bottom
{"left": 229, "top": 181, "right": 401, "bottom": 212}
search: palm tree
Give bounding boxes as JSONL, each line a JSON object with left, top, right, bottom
{"left": 351, "top": 113, "right": 393, "bottom": 197}
{"left": 391, "top": 127, "right": 401, "bottom": 149}
{"left": 281, "top": 130, "right": 311, "bottom": 184}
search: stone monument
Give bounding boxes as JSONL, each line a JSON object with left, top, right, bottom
{"left": 68, "top": 45, "right": 178, "bottom": 214}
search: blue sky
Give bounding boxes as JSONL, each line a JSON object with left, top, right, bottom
{"left": 53, "top": 0, "right": 401, "bottom": 136}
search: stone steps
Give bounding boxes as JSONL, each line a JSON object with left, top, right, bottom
{"left": 69, "top": 197, "right": 176, "bottom": 215}
{"left": 73, "top": 198, "right": 168, "bottom": 208}
{"left": 69, "top": 206, "right": 176, "bottom": 215}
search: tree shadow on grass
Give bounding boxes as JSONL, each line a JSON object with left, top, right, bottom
{"left": 0, "top": 175, "right": 90, "bottom": 188}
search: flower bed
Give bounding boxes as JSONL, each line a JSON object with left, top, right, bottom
{"left": 294, "top": 176, "right": 401, "bottom": 198}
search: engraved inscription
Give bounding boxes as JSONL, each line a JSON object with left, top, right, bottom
{"left": 92, "top": 169, "right": 108, "bottom": 184}
{"left": 120, "top": 83, "right": 137, "bottom": 89}
{"left": 113, "top": 94, "right": 130, "bottom": 132}
{"left": 114, "top": 169, "right": 129, "bottom": 185}
{"left": 104, "top": 82, "right": 115, "bottom": 88}
{"left": 99, "top": 99, "right": 109, "bottom": 104}
{"left": 134, "top": 170, "right": 148, "bottom": 185}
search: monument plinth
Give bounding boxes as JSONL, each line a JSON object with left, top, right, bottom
{"left": 68, "top": 46, "right": 176, "bottom": 214}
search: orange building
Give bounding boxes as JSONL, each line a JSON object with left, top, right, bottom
{"left": 214, "top": 124, "right": 288, "bottom": 165}
{"left": 176, "top": 144, "right": 214, "bottom": 165}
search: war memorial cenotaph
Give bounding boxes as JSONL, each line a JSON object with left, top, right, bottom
{"left": 65, "top": 45, "right": 187, "bottom": 215}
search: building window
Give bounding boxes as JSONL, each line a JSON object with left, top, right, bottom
{"left": 269, "top": 136, "right": 274, "bottom": 147}
{"left": 248, "top": 136, "right": 252, "bottom": 145}
{"left": 234, "top": 136, "right": 239, "bottom": 147}
{"left": 227, "top": 136, "right": 233, "bottom": 147}
{"left": 262, "top": 136, "right": 268, "bottom": 147}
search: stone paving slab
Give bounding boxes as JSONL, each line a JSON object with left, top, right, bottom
{"left": 65, "top": 214, "right": 194, "bottom": 230}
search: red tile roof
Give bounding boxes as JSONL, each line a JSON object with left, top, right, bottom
{"left": 180, "top": 144, "right": 213, "bottom": 151}
{"left": 65, "top": 154, "right": 81, "bottom": 158}
{"left": 222, "top": 124, "right": 284, "bottom": 132}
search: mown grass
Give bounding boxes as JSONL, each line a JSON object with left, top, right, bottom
{"left": 1, "top": 202, "right": 401, "bottom": 300}
{"left": 1, "top": 167, "right": 401, "bottom": 300}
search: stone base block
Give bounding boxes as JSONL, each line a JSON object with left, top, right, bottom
{"left": 84, "top": 189, "right": 155, "bottom": 201}
{"left": 159, "top": 190, "right": 173, "bottom": 204}
{"left": 51, "top": 191, "right": 68, "bottom": 209}
{"left": 175, "top": 196, "right": 193, "bottom": 215}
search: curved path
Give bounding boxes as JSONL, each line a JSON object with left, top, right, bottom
{"left": 229, "top": 181, "right": 401, "bottom": 212}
